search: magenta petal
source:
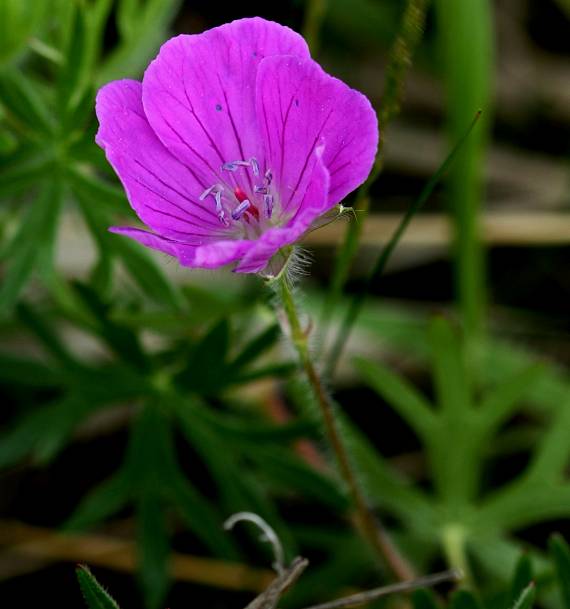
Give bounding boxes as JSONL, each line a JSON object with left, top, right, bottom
{"left": 234, "top": 152, "right": 330, "bottom": 274}
{"left": 95, "top": 80, "right": 226, "bottom": 242}
{"left": 256, "top": 55, "right": 378, "bottom": 216}
{"left": 110, "top": 226, "right": 253, "bottom": 269}
{"left": 142, "top": 18, "right": 311, "bottom": 185}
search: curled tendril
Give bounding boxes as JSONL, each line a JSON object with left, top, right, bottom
{"left": 224, "top": 512, "right": 285, "bottom": 575}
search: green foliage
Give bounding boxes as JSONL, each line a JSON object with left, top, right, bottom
{"left": 0, "top": 0, "right": 181, "bottom": 315}
{"left": 353, "top": 316, "right": 570, "bottom": 582}
{"left": 0, "top": 1, "right": 568, "bottom": 608}
{"left": 77, "top": 565, "right": 120, "bottom": 609}
{"left": 433, "top": 0, "right": 494, "bottom": 340}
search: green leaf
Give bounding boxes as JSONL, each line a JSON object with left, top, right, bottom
{"left": 58, "top": 2, "right": 93, "bottom": 117}
{"left": 74, "top": 180, "right": 182, "bottom": 309}
{"left": 480, "top": 366, "right": 544, "bottom": 432}
{"left": 550, "top": 534, "right": 570, "bottom": 609}
{"left": 229, "top": 362, "right": 297, "bottom": 385}
{"left": 0, "top": 180, "right": 63, "bottom": 313}
{"left": 99, "top": 0, "right": 181, "bottom": 83}
{"left": 449, "top": 590, "right": 482, "bottom": 609}
{"left": 429, "top": 317, "right": 472, "bottom": 416}
{"left": 129, "top": 404, "right": 239, "bottom": 558}
{"left": 510, "top": 554, "right": 533, "bottom": 607}
{"left": 0, "top": 353, "right": 57, "bottom": 386}
{"left": 412, "top": 588, "right": 441, "bottom": 609}
{"left": 229, "top": 323, "right": 280, "bottom": 370}
{"left": 0, "top": 69, "right": 55, "bottom": 134}
{"left": 66, "top": 470, "right": 132, "bottom": 531}
{"left": 76, "top": 565, "right": 120, "bottom": 609}
{"left": 178, "top": 407, "right": 288, "bottom": 549}
{"left": 16, "top": 302, "right": 80, "bottom": 369}
{"left": 354, "top": 356, "right": 436, "bottom": 440}
{"left": 72, "top": 282, "right": 149, "bottom": 372}
{"left": 113, "top": 237, "right": 183, "bottom": 309}
{"left": 250, "top": 447, "right": 349, "bottom": 511}
{"left": 176, "top": 319, "right": 230, "bottom": 394}
{"left": 511, "top": 583, "right": 535, "bottom": 609}
{"left": 137, "top": 494, "right": 170, "bottom": 609}
{"left": 0, "top": 148, "right": 53, "bottom": 197}
{"left": 69, "top": 166, "right": 127, "bottom": 211}
{"left": 187, "top": 402, "right": 316, "bottom": 446}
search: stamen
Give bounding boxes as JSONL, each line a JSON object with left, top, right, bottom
{"left": 231, "top": 199, "right": 251, "bottom": 220}
{"left": 200, "top": 184, "right": 217, "bottom": 200}
{"left": 214, "top": 190, "right": 223, "bottom": 213}
{"left": 250, "top": 157, "right": 260, "bottom": 176}
{"left": 254, "top": 185, "right": 268, "bottom": 194}
{"left": 214, "top": 190, "right": 228, "bottom": 225}
{"left": 264, "top": 169, "right": 273, "bottom": 185}
{"left": 222, "top": 160, "right": 250, "bottom": 172}
{"left": 264, "top": 194, "right": 274, "bottom": 219}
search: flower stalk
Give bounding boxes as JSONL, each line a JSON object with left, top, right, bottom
{"left": 272, "top": 268, "right": 415, "bottom": 581}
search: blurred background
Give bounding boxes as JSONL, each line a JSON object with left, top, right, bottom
{"left": 0, "top": 0, "right": 569, "bottom": 608}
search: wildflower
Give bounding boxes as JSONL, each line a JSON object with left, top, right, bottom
{"left": 96, "top": 17, "right": 378, "bottom": 276}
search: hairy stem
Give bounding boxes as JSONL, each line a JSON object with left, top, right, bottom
{"left": 272, "top": 271, "right": 415, "bottom": 580}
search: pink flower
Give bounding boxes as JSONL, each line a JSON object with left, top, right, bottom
{"left": 96, "top": 17, "right": 378, "bottom": 276}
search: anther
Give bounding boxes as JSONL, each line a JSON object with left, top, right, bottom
{"left": 200, "top": 184, "right": 218, "bottom": 200}
{"left": 254, "top": 185, "right": 268, "bottom": 194}
{"left": 250, "top": 158, "right": 260, "bottom": 176}
{"left": 222, "top": 160, "right": 250, "bottom": 172}
{"left": 231, "top": 199, "right": 251, "bottom": 220}
{"left": 264, "top": 169, "right": 273, "bottom": 185}
{"left": 214, "top": 190, "right": 223, "bottom": 213}
{"left": 264, "top": 194, "right": 274, "bottom": 219}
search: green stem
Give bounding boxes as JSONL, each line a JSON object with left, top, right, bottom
{"left": 320, "top": 0, "right": 429, "bottom": 351}
{"left": 272, "top": 270, "right": 415, "bottom": 581}
{"left": 441, "top": 523, "right": 472, "bottom": 587}
{"left": 433, "top": 0, "right": 493, "bottom": 345}
{"left": 325, "top": 112, "right": 482, "bottom": 378}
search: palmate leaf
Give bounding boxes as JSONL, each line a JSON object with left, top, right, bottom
{"left": 72, "top": 281, "right": 149, "bottom": 373}
{"left": 0, "top": 147, "right": 54, "bottom": 197}
{"left": 0, "top": 69, "right": 55, "bottom": 134}
{"left": 68, "top": 401, "right": 239, "bottom": 564}
{"left": 77, "top": 565, "right": 120, "bottom": 609}
{"left": 0, "top": 179, "right": 63, "bottom": 313}
{"left": 73, "top": 179, "right": 183, "bottom": 310}
{"left": 176, "top": 400, "right": 295, "bottom": 556}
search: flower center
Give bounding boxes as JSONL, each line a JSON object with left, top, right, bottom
{"left": 199, "top": 158, "right": 274, "bottom": 234}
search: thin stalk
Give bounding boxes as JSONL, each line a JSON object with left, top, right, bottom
{"left": 320, "top": 0, "right": 429, "bottom": 348}
{"left": 272, "top": 271, "right": 415, "bottom": 581}
{"left": 300, "top": 568, "right": 462, "bottom": 609}
{"left": 325, "top": 111, "right": 482, "bottom": 377}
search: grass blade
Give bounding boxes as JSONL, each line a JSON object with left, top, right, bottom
{"left": 325, "top": 112, "right": 482, "bottom": 377}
